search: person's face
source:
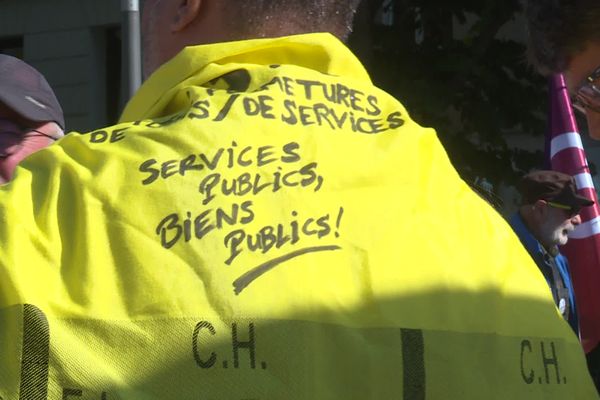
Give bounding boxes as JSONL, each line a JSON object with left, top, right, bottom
{"left": 537, "top": 202, "right": 582, "bottom": 247}
{"left": 0, "top": 104, "right": 56, "bottom": 184}
{"left": 564, "top": 42, "right": 600, "bottom": 139}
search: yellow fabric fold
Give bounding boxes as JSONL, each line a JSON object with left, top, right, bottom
{"left": 0, "top": 33, "right": 596, "bottom": 399}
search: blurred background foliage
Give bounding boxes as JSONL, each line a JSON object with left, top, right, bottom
{"left": 348, "top": 0, "right": 547, "bottom": 198}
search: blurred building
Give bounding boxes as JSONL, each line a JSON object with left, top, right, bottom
{"left": 0, "top": 0, "right": 123, "bottom": 132}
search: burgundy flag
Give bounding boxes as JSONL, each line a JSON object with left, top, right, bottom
{"left": 548, "top": 74, "right": 600, "bottom": 353}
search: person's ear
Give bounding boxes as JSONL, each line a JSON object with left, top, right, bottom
{"left": 171, "top": 0, "right": 203, "bottom": 32}
{"left": 533, "top": 199, "right": 548, "bottom": 218}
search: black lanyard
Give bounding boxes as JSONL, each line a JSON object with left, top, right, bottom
{"left": 543, "top": 251, "right": 570, "bottom": 321}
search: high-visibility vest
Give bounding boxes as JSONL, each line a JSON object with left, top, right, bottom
{"left": 0, "top": 33, "right": 597, "bottom": 399}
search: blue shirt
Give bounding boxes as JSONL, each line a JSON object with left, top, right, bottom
{"left": 509, "top": 212, "right": 579, "bottom": 335}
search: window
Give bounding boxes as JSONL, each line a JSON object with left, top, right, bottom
{"left": 0, "top": 36, "right": 24, "bottom": 58}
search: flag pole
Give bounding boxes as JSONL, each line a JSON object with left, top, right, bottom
{"left": 121, "top": 0, "right": 142, "bottom": 106}
{"left": 548, "top": 74, "right": 600, "bottom": 353}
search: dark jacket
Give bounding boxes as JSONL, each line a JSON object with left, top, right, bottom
{"left": 510, "top": 212, "right": 579, "bottom": 335}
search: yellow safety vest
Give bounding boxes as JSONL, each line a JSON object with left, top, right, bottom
{"left": 0, "top": 33, "right": 596, "bottom": 399}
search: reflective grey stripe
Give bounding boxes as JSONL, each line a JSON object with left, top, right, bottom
{"left": 19, "top": 304, "right": 50, "bottom": 400}
{"left": 401, "top": 328, "right": 426, "bottom": 400}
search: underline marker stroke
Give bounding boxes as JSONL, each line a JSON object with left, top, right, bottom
{"left": 233, "top": 245, "right": 342, "bottom": 295}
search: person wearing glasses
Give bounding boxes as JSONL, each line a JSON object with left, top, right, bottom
{"left": 0, "top": 1, "right": 599, "bottom": 398}
{"left": 0, "top": 54, "right": 64, "bottom": 184}
{"left": 525, "top": 1, "right": 600, "bottom": 138}
{"left": 525, "top": 4, "right": 600, "bottom": 391}
{"left": 510, "top": 170, "right": 594, "bottom": 334}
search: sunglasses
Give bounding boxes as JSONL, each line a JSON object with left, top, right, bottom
{"left": 0, "top": 125, "right": 57, "bottom": 158}
{"left": 571, "top": 66, "right": 600, "bottom": 115}
{"left": 547, "top": 201, "right": 581, "bottom": 218}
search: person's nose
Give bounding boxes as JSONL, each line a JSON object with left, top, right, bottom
{"left": 571, "top": 214, "right": 582, "bottom": 225}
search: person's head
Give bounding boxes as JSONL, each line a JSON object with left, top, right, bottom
{"left": 0, "top": 55, "right": 65, "bottom": 184}
{"left": 517, "top": 170, "right": 594, "bottom": 249}
{"left": 525, "top": 0, "right": 600, "bottom": 139}
{"left": 141, "top": 0, "right": 362, "bottom": 78}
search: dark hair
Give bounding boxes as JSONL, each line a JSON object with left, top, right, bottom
{"left": 222, "top": 0, "right": 362, "bottom": 41}
{"left": 525, "top": 0, "right": 600, "bottom": 75}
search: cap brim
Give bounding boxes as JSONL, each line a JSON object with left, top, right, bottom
{"left": 553, "top": 189, "right": 595, "bottom": 208}
{"left": 573, "top": 194, "right": 595, "bottom": 207}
